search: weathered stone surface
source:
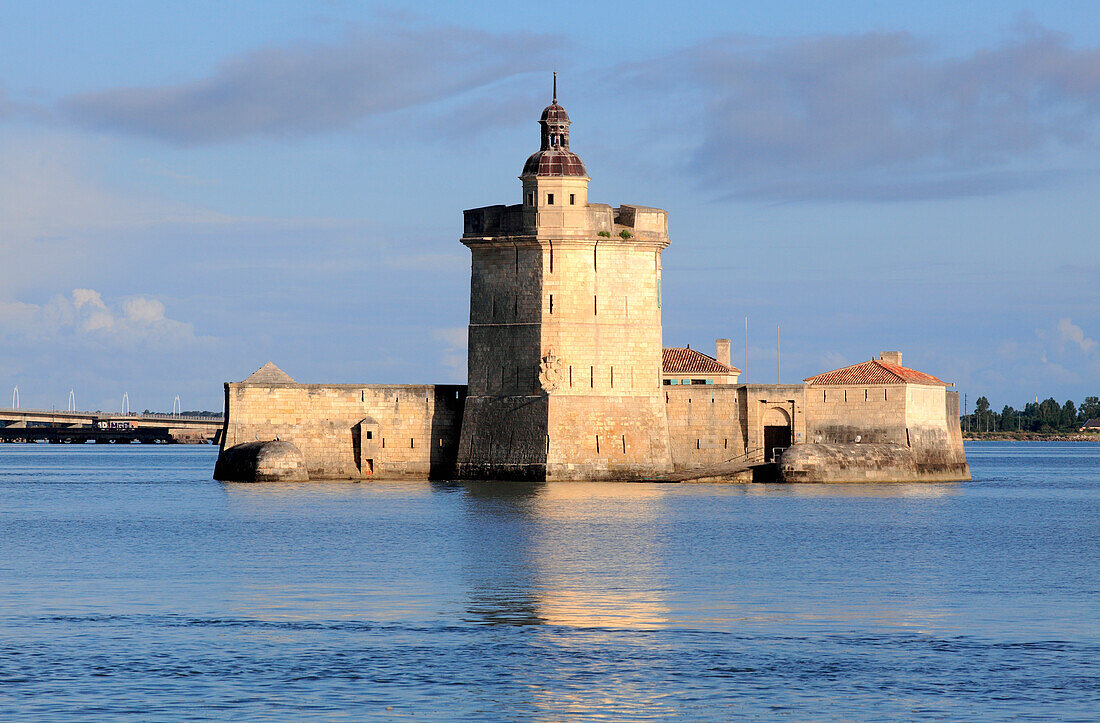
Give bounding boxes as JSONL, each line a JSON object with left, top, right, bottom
{"left": 217, "top": 379, "right": 465, "bottom": 481}
{"left": 778, "top": 442, "right": 969, "bottom": 483}
{"left": 214, "top": 441, "right": 308, "bottom": 482}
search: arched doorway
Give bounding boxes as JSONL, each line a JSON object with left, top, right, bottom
{"left": 762, "top": 407, "right": 792, "bottom": 462}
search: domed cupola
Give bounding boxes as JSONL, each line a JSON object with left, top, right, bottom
{"left": 521, "top": 73, "right": 588, "bottom": 178}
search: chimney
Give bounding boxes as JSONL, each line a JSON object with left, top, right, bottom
{"left": 716, "top": 338, "right": 731, "bottom": 368}
{"left": 880, "top": 351, "right": 902, "bottom": 366}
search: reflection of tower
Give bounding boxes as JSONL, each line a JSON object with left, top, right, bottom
{"left": 459, "top": 480, "right": 670, "bottom": 630}
{"left": 460, "top": 481, "right": 546, "bottom": 626}
{"left": 456, "top": 78, "right": 673, "bottom": 481}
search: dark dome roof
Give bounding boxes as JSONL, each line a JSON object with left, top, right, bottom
{"left": 540, "top": 103, "right": 570, "bottom": 124}
{"left": 522, "top": 149, "right": 587, "bottom": 178}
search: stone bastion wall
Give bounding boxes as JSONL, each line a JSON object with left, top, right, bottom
{"left": 218, "top": 381, "right": 466, "bottom": 480}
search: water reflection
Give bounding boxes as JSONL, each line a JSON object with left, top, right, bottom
{"left": 458, "top": 481, "right": 671, "bottom": 630}
{"left": 748, "top": 482, "right": 961, "bottom": 498}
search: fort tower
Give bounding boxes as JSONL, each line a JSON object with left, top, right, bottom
{"left": 456, "top": 77, "right": 674, "bottom": 480}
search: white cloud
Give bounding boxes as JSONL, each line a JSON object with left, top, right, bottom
{"left": 431, "top": 327, "right": 467, "bottom": 381}
{"left": 1057, "top": 318, "right": 1097, "bottom": 354}
{"left": 0, "top": 289, "right": 202, "bottom": 350}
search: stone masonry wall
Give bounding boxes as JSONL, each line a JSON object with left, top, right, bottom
{"left": 804, "top": 384, "right": 908, "bottom": 445}
{"left": 458, "top": 197, "right": 674, "bottom": 480}
{"left": 664, "top": 386, "right": 747, "bottom": 470}
{"left": 221, "top": 382, "right": 465, "bottom": 479}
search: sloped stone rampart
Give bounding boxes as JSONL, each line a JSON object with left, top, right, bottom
{"left": 214, "top": 440, "right": 308, "bottom": 482}
{"left": 778, "top": 442, "right": 969, "bottom": 482}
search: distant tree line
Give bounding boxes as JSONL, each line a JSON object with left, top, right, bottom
{"left": 963, "top": 395, "right": 1100, "bottom": 433}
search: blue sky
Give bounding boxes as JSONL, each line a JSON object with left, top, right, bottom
{"left": 1, "top": 0, "right": 1097, "bottom": 412}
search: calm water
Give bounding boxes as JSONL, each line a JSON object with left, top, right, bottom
{"left": 0, "top": 443, "right": 1097, "bottom": 720}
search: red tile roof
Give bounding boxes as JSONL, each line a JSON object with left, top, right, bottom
{"left": 663, "top": 348, "right": 740, "bottom": 375}
{"left": 521, "top": 149, "right": 588, "bottom": 177}
{"left": 804, "top": 359, "right": 947, "bottom": 386}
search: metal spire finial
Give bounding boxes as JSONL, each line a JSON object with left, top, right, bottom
{"left": 553, "top": 71, "right": 557, "bottom": 104}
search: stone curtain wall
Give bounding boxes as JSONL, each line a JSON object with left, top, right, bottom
{"left": 804, "top": 384, "right": 908, "bottom": 445}
{"left": 221, "top": 382, "right": 465, "bottom": 479}
{"left": 664, "top": 386, "right": 747, "bottom": 470}
{"left": 545, "top": 395, "right": 671, "bottom": 480}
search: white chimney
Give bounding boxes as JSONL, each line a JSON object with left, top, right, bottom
{"left": 716, "top": 338, "right": 731, "bottom": 367}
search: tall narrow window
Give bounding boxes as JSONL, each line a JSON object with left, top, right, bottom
{"left": 569, "top": 366, "right": 573, "bottom": 387}
{"left": 621, "top": 435, "right": 626, "bottom": 453}
{"left": 610, "top": 366, "right": 614, "bottom": 388}
{"left": 547, "top": 193, "right": 554, "bottom": 205}
{"left": 569, "top": 193, "right": 575, "bottom": 205}
{"left": 595, "top": 435, "right": 600, "bottom": 454}
{"left": 549, "top": 294, "right": 554, "bottom": 314}
{"left": 593, "top": 295, "right": 598, "bottom": 315}
{"left": 590, "top": 366, "right": 594, "bottom": 388}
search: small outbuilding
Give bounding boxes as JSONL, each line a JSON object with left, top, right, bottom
{"left": 662, "top": 339, "right": 741, "bottom": 385}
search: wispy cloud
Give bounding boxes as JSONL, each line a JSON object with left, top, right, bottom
{"left": 1057, "top": 318, "right": 1097, "bottom": 354}
{"left": 0, "top": 288, "right": 204, "bottom": 350}
{"left": 59, "top": 21, "right": 563, "bottom": 145}
{"left": 431, "top": 327, "right": 467, "bottom": 381}
{"left": 615, "top": 19, "right": 1100, "bottom": 201}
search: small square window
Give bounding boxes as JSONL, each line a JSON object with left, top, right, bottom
{"left": 365, "top": 430, "right": 373, "bottom": 439}
{"left": 547, "top": 193, "right": 554, "bottom": 205}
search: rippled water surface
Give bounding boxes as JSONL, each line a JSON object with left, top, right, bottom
{"left": 0, "top": 442, "right": 1097, "bottom": 720}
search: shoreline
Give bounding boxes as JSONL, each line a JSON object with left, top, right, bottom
{"left": 963, "top": 433, "right": 1100, "bottom": 442}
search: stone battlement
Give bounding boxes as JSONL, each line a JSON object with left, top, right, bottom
{"left": 463, "top": 203, "right": 667, "bottom": 242}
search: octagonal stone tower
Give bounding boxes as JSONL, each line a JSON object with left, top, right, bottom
{"left": 456, "top": 77, "right": 673, "bottom": 480}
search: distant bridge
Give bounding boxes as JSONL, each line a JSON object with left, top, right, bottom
{"left": 0, "top": 409, "right": 223, "bottom": 444}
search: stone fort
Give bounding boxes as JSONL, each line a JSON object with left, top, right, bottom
{"left": 215, "top": 83, "right": 969, "bottom": 484}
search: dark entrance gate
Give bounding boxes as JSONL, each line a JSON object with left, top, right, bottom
{"left": 764, "top": 425, "right": 792, "bottom": 462}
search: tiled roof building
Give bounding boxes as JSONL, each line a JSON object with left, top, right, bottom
{"left": 804, "top": 352, "right": 947, "bottom": 386}
{"left": 662, "top": 340, "right": 740, "bottom": 385}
